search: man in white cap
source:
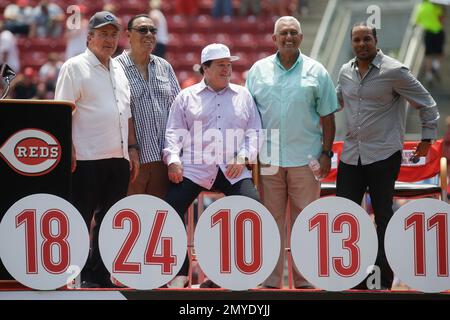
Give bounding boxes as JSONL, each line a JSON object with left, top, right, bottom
{"left": 55, "top": 11, "right": 139, "bottom": 288}
{"left": 163, "top": 43, "right": 262, "bottom": 288}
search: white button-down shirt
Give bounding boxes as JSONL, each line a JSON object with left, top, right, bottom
{"left": 163, "top": 80, "right": 262, "bottom": 189}
{"left": 55, "top": 48, "right": 131, "bottom": 161}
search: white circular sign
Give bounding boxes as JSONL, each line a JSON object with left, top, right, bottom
{"left": 291, "top": 196, "right": 378, "bottom": 291}
{"left": 99, "top": 195, "right": 187, "bottom": 290}
{"left": 194, "top": 196, "right": 280, "bottom": 290}
{"left": 385, "top": 198, "right": 450, "bottom": 293}
{"left": 0, "top": 194, "right": 89, "bottom": 290}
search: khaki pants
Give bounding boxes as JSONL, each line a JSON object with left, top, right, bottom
{"left": 127, "top": 161, "right": 169, "bottom": 199}
{"left": 259, "top": 165, "right": 320, "bottom": 288}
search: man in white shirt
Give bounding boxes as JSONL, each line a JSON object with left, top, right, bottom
{"left": 149, "top": 0, "right": 169, "bottom": 58}
{"left": 0, "top": 22, "right": 20, "bottom": 73}
{"left": 55, "top": 11, "right": 139, "bottom": 288}
{"left": 163, "top": 43, "right": 262, "bottom": 288}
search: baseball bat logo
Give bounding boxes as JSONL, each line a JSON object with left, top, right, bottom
{"left": 0, "top": 129, "right": 62, "bottom": 176}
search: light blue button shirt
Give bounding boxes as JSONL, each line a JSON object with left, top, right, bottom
{"left": 246, "top": 51, "right": 339, "bottom": 167}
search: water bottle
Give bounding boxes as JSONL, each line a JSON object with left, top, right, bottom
{"left": 308, "top": 154, "right": 321, "bottom": 181}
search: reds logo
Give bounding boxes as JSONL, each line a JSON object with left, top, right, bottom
{"left": 0, "top": 129, "right": 62, "bottom": 176}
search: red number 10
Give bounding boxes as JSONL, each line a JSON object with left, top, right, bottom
{"left": 211, "top": 209, "right": 262, "bottom": 274}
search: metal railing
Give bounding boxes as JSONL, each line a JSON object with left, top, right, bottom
{"left": 397, "top": 2, "right": 424, "bottom": 75}
{"left": 310, "top": 0, "right": 352, "bottom": 80}
{"left": 310, "top": 0, "right": 339, "bottom": 60}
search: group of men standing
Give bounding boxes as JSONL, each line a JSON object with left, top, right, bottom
{"left": 55, "top": 11, "right": 439, "bottom": 290}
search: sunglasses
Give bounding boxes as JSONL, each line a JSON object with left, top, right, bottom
{"left": 130, "top": 26, "right": 158, "bottom": 35}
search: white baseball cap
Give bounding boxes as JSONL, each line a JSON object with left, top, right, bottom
{"left": 200, "top": 43, "right": 239, "bottom": 64}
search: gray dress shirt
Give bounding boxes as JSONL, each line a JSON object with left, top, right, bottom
{"left": 336, "top": 50, "right": 439, "bottom": 165}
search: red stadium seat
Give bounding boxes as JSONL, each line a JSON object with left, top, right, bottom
{"left": 182, "top": 33, "right": 207, "bottom": 52}
{"left": 257, "top": 34, "right": 275, "bottom": 52}
{"left": 191, "top": 15, "right": 215, "bottom": 34}
{"left": 394, "top": 140, "right": 447, "bottom": 201}
{"left": 167, "top": 33, "right": 184, "bottom": 51}
{"left": 231, "top": 51, "right": 251, "bottom": 73}
{"left": 18, "top": 38, "right": 65, "bottom": 53}
{"left": 233, "top": 33, "right": 257, "bottom": 52}
{"left": 320, "top": 141, "right": 344, "bottom": 197}
{"left": 20, "top": 51, "right": 48, "bottom": 70}
{"left": 208, "top": 33, "right": 233, "bottom": 48}
{"left": 166, "top": 15, "right": 188, "bottom": 34}
{"left": 170, "top": 52, "right": 200, "bottom": 73}
{"left": 230, "top": 71, "right": 244, "bottom": 85}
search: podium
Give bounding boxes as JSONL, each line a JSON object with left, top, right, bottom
{"left": 0, "top": 99, "right": 74, "bottom": 280}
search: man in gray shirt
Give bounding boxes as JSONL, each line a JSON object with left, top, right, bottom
{"left": 336, "top": 22, "right": 439, "bottom": 290}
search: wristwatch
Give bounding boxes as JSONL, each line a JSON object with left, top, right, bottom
{"left": 236, "top": 154, "right": 253, "bottom": 170}
{"left": 236, "top": 154, "right": 247, "bottom": 165}
{"left": 128, "top": 143, "right": 140, "bottom": 151}
{"left": 321, "top": 150, "right": 334, "bottom": 158}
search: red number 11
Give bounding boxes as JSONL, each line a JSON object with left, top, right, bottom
{"left": 405, "top": 212, "right": 448, "bottom": 277}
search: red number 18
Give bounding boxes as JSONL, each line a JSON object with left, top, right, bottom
{"left": 16, "top": 209, "right": 70, "bottom": 274}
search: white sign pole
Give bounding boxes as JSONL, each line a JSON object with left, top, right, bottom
{"left": 99, "top": 194, "right": 187, "bottom": 290}
{"left": 0, "top": 194, "right": 89, "bottom": 290}
{"left": 194, "top": 196, "right": 280, "bottom": 290}
{"left": 291, "top": 196, "right": 378, "bottom": 291}
{"left": 385, "top": 198, "right": 450, "bottom": 293}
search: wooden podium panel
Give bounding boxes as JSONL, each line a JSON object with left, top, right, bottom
{"left": 0, "top": 99, "right": 74, "bottom": 280}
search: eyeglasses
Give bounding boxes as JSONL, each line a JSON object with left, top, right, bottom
{"left": 277, "top": 31, "right": 300, "bottom": 37}
{"left": 130, "top": 26, "right": 158, "bottom": 35}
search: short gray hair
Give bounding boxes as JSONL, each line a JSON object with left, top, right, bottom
{"left": 273, "top": 16, "right": 302, "bottom": 35}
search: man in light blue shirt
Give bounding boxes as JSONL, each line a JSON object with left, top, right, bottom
{"left": 246, "top": 16, "right": 339, "bottom": 289}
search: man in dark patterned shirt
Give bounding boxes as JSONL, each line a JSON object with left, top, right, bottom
{"left": 336, "top": 22, "right": 439, "bottom": 290}
{"left": 116, "top": 14, "right": 180, "bottom": 199}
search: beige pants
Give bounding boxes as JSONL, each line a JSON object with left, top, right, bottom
{"left": 260, "top": 165, "right": 320, "bottom": 288}
{"left": 127, "top": 161, "right": 169, "bottom": 199}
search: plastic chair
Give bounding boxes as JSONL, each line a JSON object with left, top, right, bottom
{"left": 394, "top": 139, "right": 447, "bottom": 202}
{"left": 320, "top": 140, "right": 447, "bottom": 201}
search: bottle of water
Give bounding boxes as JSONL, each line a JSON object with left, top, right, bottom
{"left": 308, "top": 154, "right": 321, "bottom": 181}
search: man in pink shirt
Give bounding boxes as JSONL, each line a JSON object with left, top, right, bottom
{"left": 163, "top": 43, "right": 262, "bottom": 288}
